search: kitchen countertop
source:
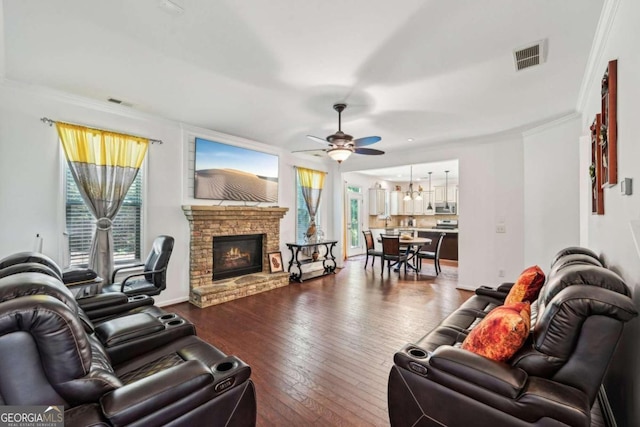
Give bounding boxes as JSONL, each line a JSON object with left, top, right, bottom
{"left": 374, "top": 227, "right": 459, "bottom": 234}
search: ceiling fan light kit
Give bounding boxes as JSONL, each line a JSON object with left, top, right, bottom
{"left": 327, "top": 147, "right": 353, "bottom": 163}
{"left": 303, "top": 103, "right": 385, "bottom": 164}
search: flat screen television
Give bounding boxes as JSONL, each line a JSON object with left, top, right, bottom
{"left": 194, "top": 137, "right": 279, "bottom": 203}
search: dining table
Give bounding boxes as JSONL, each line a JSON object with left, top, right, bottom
{"left": 379, "top": 235, "right": 432, "bottom": 272}
{"left": 399, "top": 236, "right": 432, "bottom": 271}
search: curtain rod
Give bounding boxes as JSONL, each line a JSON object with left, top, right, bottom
{"left": 40, "top": 117, "right": 163, "bottom": 144}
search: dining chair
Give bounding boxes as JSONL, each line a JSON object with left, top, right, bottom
{"left": 417, "top": 232, "right": 446, "bottom": 275}
{"left": 381, "top": 234, "right": 408, "bottom": 277}
{"left": 363, "top": 230, "right": 383, "bottom": 269}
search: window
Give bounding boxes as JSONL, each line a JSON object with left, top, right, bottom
{"left": 65, "top": 167, "right": 143, "bottom": 266}
{"left": 295, "top": 174, "right": 321, "bottom": 242}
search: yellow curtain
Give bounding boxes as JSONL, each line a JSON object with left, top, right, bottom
{"left": 296, "top": 167, "right": 326, "bottom": 241}
{"left": 56, "top": 121, "right": 149, "bottom": 284}
{"left": 56, "top": 122, "right": 148, "bottom": 168}
{"left": 296, "top": 167, "right": 326, "bottom": 190}
{"left": 343, "top": 180, "right": 348, "bottom": 261}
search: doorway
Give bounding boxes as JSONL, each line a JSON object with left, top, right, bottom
{"left": 346, "top": 187, "right": 363, "bottom": 257}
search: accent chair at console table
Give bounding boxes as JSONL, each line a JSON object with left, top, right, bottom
{"left": 285, "top": 240, "right": 338, "bottom": 282}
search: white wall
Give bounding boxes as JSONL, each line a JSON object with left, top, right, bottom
{"left": 523, "top": 115, "right": 582, "bottom": 267}
{"left": 0, "top": 80, "right": 332, "bottom": 306}
{"left": 577, "top": 0, "right": 640, "bottom": 424}
{"left": 340, "top": 132, "right": 526, "bottom": 290}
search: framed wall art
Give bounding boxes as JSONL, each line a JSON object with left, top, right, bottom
{"left": 600, "top": 59, "right": 617, "bottom": 187}
{"left": 268, "top": 251, "right": 284, "bottom": 273}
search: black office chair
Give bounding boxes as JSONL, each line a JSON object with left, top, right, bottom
{"left": 102, "top": 235, "right": 174, "bottom": 297}
{"left": 363, "top": 230, "right": 383, "bottom": 269}
{"left": 417, "top": 232, "right": 445, "bottom": 275}
{"left": 381, "top": 235, "right": 408, "bottom": 277}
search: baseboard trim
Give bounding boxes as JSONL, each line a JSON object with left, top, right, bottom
{"left": 598, "top": 385, "right": 618, "bottom": 427}
{"left": 156, "top": 296, "right": 190, "bottom": 307}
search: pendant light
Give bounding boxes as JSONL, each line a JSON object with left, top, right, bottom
{"left": 426, "top": 171, "right": 433, "bottom": 211}
{"left": 444, "top": 170, "right": 451, "bottom": 212}
{"left": 403, "top": 165, "right": 422, "bottom": 201}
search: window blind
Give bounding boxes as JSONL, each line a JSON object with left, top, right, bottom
{"left": 295, "top": 174, "right": 322, "bottom": 242}
{"left": 65, "top": 168, "right": 143, "bottom": 266}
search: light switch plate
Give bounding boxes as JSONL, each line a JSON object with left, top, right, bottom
{"left": 621, "top": 178, "right": 632, "bottom": 195}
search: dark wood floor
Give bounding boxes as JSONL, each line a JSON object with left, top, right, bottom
{"left": 169, "top": 256, "right": 469, "bottom": 426}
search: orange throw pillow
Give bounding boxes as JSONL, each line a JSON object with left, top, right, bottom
{"left": 461, "top": 302, "right": 531, "bottom": 362}
{"left": 504, "top": 265, "right": 545, "bottom": 305}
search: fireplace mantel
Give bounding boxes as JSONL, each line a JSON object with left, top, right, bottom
{"left": 182, "top": 205, "right": 289, "bottom": 307}
{"left": 182, "top": 205, "right": 289, "bottom": 222}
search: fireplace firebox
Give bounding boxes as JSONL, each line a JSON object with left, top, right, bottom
{"left": 213, "top": 234, "right": 263, "bottom": 281}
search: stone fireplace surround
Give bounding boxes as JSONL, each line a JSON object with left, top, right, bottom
{"left": 182, "top": 205, "right": 289, "bottom": 308}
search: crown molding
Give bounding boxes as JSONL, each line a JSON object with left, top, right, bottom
{"left": 521, "top": 111, "right": 581, "bottom": 138}
{"left": 575, "top": 0, "right": 621, "bottom": 114}
{"left": 0, "top": 78, "right": 178, "bottom": 126}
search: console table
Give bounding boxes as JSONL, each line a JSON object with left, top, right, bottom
{"left": 285, "top": 240, "right": 338, "bottom": 283}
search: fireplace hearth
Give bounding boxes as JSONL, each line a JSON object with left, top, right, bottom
{"left": 182, "top": 206, "right": 289, "bottom": 308}
{"left": 213, "top": 234, "right": 263, "bottom": 280}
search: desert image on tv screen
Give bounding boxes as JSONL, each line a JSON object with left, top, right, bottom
{"left": 194, "top": 138, "right": 278, "bottom": 203}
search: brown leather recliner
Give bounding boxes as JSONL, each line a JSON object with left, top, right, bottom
{"left": 388, "top": 247, "right": 638, "bottom": 427}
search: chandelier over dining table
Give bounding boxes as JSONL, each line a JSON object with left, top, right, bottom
{"left": 403, "top": 165, "right": 422, "bottom": 201}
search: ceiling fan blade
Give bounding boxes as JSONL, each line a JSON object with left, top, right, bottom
{"left": 353, "top": 136, "right": 381, "bottom": 147}
{"left": 306, "top": 135, "right": 329, "bottom": 145}
{"left": 354, "top": 147, "right": 385, "bottom": 155}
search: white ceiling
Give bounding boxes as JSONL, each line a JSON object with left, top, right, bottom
{"left": 2, "top": 0, "right": 603, "bottom": 161}
{"left": 357, "top": 160, "right": 459, "bottom": 184}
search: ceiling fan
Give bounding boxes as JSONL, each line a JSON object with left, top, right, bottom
{"left": 297, "top": 103, "right": 385, "bottom": 163}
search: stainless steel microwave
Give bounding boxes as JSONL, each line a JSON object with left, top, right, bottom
{"left": 435, "top": 203, "right": 456, "bottom": 215}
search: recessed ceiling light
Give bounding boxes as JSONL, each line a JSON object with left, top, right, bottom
{"left": 407, "top": 138, "right": 414, "bottom": 142}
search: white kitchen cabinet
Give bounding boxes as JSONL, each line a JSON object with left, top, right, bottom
{"left": 368, "top": 188, "right": 387, "bottom": 216}
{"left": 434, "top": 186, "right": 457, "bottom": 203}
{"left": 403, "top": 198, "right": 424, "bottom": 215}
{"left": 389, "top": 191, "right": 404, "bottom": 215}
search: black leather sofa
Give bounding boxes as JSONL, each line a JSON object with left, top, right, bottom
{"left": 0, "top": 256, "right": 257, "bottom": 426}
{"left": 388, "top": 247, "right": 638, "bottom": 427}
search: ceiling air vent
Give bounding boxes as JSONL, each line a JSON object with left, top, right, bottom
{"left": 513, "top": 40, "right": 546, "bottom": 71}
{"left": 107, "top": 97, "right": 133, "bottom": 107}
